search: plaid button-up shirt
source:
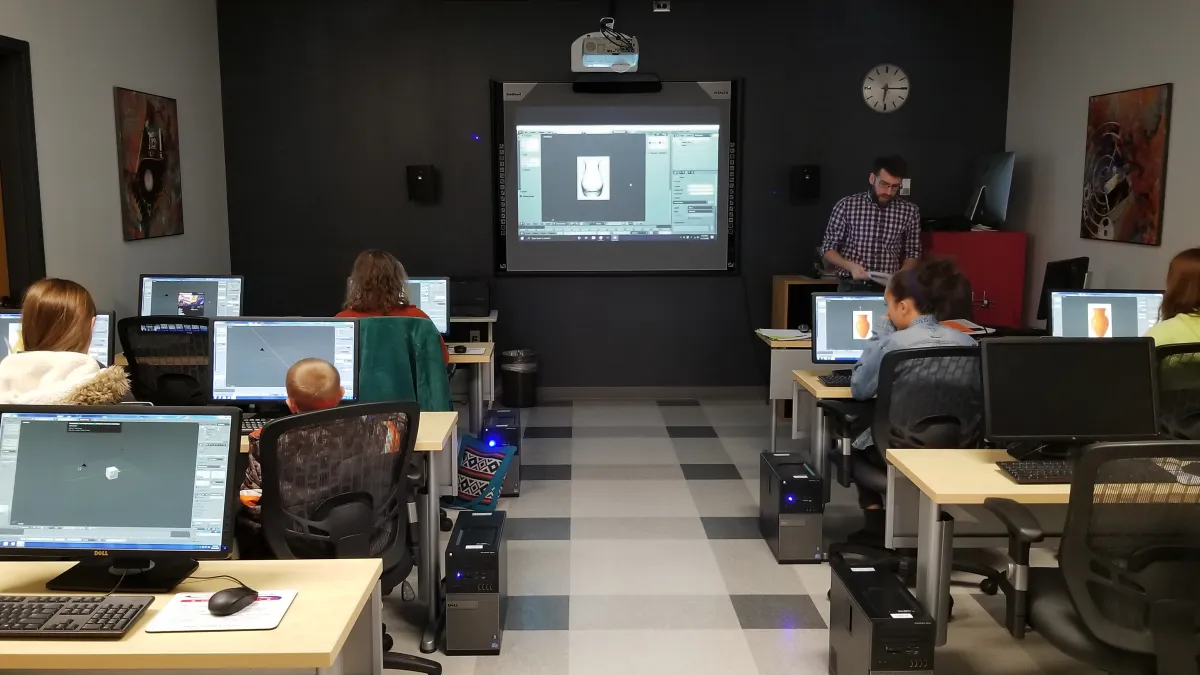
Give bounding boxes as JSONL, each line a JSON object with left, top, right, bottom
{"left": 821, "top": 191, "right": 922, "bottom": 277}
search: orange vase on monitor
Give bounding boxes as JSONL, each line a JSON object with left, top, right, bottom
{"left": 855, "top": 313, "right": 870, "bottom": 339}
{"left": 1091, "top": 307, "right": 1110, "bottom": 338}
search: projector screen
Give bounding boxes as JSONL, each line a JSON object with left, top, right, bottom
{"left": 492, "top": 81, "right": 740, "bottom": 274}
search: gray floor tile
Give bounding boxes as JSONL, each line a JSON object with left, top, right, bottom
{"left": 496, "top": 480, "right": 571, "bottom": 518}
{"left": 571, "top": 539, "right": 726, "bottom": 595}
{"left": 572, "top": 478, "right": 698, "bottom": 518}
{"left": 743, "top": 629, "right": 830, "bottom": 675}
{"left": 523, "top": 426, "right": 572, "bottom": 439}
{"left": 573, "top": 404, "right": 666, "bottom": 427}
{"left": 534, "top": 400, "right": 573, "bottom": 407}
{"left": 729, "top": 594, "right": 827, "bottom": 630}
{"left": 570, "top": 437, "right": 677, "bottom": 465}
{"left": 472, "top": 630, "right": 568, "bottom": 675}
{"left": 709, "top": 540, "right": 809, "bottom": 595}
{"left": 521, "top": 464, "right": 572, "bottom": 480}
{"left": 682, "top": 463, "right": 744, "bottom": 480}
{"left": 657, "top": 399, "right": 700, "bottom": 406}
{"left": 672, "top": 437, "right": 734, "bottom": 464}
{"left": 667, "top": 425, "right": 719, "bottom": 438}
{"left": 700, "top": 401, "right": 772, "bottom": 426}
{"left": 523, "top": 406, "right": 574, "bottom": 427}
{"left": 658, "top": 406, "right": 712, "bottom": 426}
{"left": 570, "top": 516, "right": 707, "bottom": 540}
{"left": 507, "top": 540, "right": 571, "bottom": 595}
{"left": 505, "top": 595, "right": 570, "bottom": 630}
{"left": 715, "top": 424, "right": 773, "bottom": 438}
{"left": 505, "top": 517, "right": 571, "bottom": 540}
{"left": 572, "top": 425, "right": 669, "bottom": 438}
{"left": 570, "top": 595, "right": 741, "bottom": 630}
{"left": 569, "top": 630, "right": 758, "bottom": 675}
{"left": 571, "top": 464, "right": 685, "bottom": 480}
{"left": 519, "top": 438, "right": 572, "bottom": 465}
{"left": 687, "top": 479, "right": 759, "bottom": 518}
{"left": 701, "top": 516, "right": 762, "bottom": 539}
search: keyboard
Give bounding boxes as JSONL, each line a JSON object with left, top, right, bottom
{"left": 241, "top": 417, "right": 269, "bottom": 435}
{"left": 0, "top": 595, "right": 153, "bottom": 639}
{"left": 997, "top": 459, "right": 1181, "bottom": 485}
{"left": 818, "top": 374, "right": 852, "bottom": 387}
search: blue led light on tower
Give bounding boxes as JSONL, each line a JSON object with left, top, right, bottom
{"left": 482, "top": 408, "right": 522, "bottom": 498}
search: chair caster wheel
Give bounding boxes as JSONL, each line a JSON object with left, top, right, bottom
{"left": 979, "top": 577, "right": 999, "bottom": 595}
{"left": 440, "top": 515, "right": 453, "bottom": 532}
{"left": 826, "top": 589, "right": 831, "bottom": 601}
{"left": 382, "top": 629, "right": 394, "bottom": 652}
{"left": 401, "top": 580, "right": 416, "bottom": 602}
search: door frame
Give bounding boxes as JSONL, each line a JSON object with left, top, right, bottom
{"left": 0, "top": 34, "right": 46, "bottom": 299}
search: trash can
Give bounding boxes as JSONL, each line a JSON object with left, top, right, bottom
{"left": 500, "top": 349, "right": 538, "bottom": 408}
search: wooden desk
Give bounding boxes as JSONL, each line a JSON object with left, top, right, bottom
{"left": 790, "top": 370, "right": 853, "bottom": 491}
{"left": 757, "top": 334, "right": 824, "bottom": 451}
{"left": 447, "top": 342, "right": 493, "bottom": 434}
{"left": 114, "top": 353, "right": 208, "bottom": 368}
{"left": 793, "top": 369, "right": 853, "bottom": 400}
{"left": 236, "top": 410, "right": 457, "bottom": 455}
{"left": 0, "top": 559, "right": 384, "bottom": 673}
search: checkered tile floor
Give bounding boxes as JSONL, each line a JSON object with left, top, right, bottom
{"left": 386, "top": 399, "right": 1099, "bottom": 674}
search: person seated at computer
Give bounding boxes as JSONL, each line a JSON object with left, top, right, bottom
{"left": 0, "top": 278, "right": 128, "bottom": 405}
{"left": 335, "top": 249, "right": 448, "bottom": 363}
{"left": 849, "top": 259, "right": 976, "bottom": 510}
{"left": 1147, "top": 247, "right": 1200, "bottom": 347}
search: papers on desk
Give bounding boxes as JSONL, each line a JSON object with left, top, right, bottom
{"left": 940, "top": 319, "right": 995, "bottom": 335}
{"left": 145, "top": 590, "right": 297, "bottom": 633}
{"left": 457, "top": 346, "right": 487, "bottom": 355}
{"left": 756, "top": 329, "right": 811, "bottom": 341}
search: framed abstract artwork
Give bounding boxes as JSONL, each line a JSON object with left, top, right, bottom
{"left": 1080, "top": 83, "right": 1172, "bottom": 246}
{"left": 114, "top": 87, "right": 184, "bottom": 241}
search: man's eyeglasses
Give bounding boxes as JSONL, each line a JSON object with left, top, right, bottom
{"left": 875, "top": 178, "right": 903, "bottom": 193}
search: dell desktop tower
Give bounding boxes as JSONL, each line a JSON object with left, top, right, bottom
{"left": 759, "top": 452, "right": 823, "bottom": 563}
{"left": 483, "top": 408, "right": 521, "bottom": 497}
{"left": 829, "top": 562, "right": 935, "bottom": 675}
{"left": 445, "top": 511, "right": 508, "bottom": 655}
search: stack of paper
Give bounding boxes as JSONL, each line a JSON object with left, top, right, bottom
{"left": 756, "top": 329, "right": 811, "bottom": 341}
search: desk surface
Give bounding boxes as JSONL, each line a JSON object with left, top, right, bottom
{"left": 238, "top": 410, "right": 456, "bottom": 454}
{"left": 0, "top": 559, "right": 382, "bottom": 671}
{"left": 447, "top": 341, "right": 493, "bottom": 364}
{"left": 886, "top": 448, "right": 1070, "bottom": 505}
{"left": 756, "top": 333, "right": 813, "bottom": 350}
{"left": 793, "top": 369, "right": 854, "bottom": 399}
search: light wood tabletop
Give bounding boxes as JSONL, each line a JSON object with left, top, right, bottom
{"left": 0, "top": 558, "right": 382, "bottom": 671}
{"left": 792, "top": 369, "right": 854, "bottom": 399}
{"left": 447, "top": 341, "right": 493, "bottom": 364}
{"left": 238, "top": 410, "right": 458, "bottom": 454}
{"left": 756, "top": 333, "right": 813, "bottom": 349}
{"left": 886, "top": 448, "right": 1070, "bottom": 505}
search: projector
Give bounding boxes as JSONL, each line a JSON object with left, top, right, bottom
{"left": 572, "top": 24, "right": 639, "bottom": 73}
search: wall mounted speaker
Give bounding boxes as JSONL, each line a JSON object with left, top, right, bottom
{"left": 406, "top": 165, "right": 439, "bottom": 204}
{"left": 789, "top": 165, "right": 821, "bottom": 204}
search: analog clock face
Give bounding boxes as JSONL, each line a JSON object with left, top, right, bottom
{"left": 862, "top": 64, "right": 909, "bottom": 113}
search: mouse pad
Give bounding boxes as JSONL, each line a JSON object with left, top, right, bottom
{"left": 145, "top": 589, "right": 297, "bottom": 633}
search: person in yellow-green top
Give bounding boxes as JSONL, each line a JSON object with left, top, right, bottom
{"left": 1147, "top": 248, "right": 1200, "bottom": 347}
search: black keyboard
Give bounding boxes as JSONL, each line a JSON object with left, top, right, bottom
{"left": 997, "top": 459, "right": 1181, "bottom": 485}
{"left": 818, "top": 374, "right": 852, "bottom": 387}
{"left": 0, "top": 595, "right": 153, "bottom": 639}
{"left": 241, "top": 417, "right": 269, "bottom": 435}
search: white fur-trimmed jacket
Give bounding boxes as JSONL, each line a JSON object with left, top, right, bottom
{"left": 0, "top": 351, "right": 130, "bottom": 405}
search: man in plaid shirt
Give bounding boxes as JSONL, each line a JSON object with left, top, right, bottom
{"left": 822, "top": 156, "right": 921, "bottom": 292}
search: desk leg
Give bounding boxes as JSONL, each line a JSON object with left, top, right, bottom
{"left": 916, "top": 494, "right": 953, "bottom": 647}
{"left": 790, "top": 381, "right": 802, "bottom": 440}
{"left": 320, "top": 581, "right": 382, "bottom": 675}
{"left": 811, "top": 395, "right": 829, "bottom": 502}
{"left": 420, "top": 446, "right": 443, "bottom": 654}
{"left": 769, "top": 402, "right": 778, "bottom": 451}
{"left": 470, "top": 363, "right": 485, "bottom": 434}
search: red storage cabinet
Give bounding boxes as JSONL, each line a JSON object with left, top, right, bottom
{"left": 921, "top": 231, "right": 1027, "bottom": 328}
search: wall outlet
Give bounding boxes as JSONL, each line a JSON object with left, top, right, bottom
{"left": 900, "top": 178, "right": 912, "bottom": 196}
{"left": 469, "top": 330, "right": 481, "bottom": 342}
{"left": 653, "top": 0, "right": 670, "bottom": 12}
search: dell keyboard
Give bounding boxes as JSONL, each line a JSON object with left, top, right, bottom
{"left": 818, "top": 374, "right": 852, "bottom": 387}
{"left": 0, "top": 595, "right": 153, "bottom": 639}
{"left": 997, "top": 459, "right": 1181, "bottom": 485}
{"left": 241, "top": 417, "right": 268, "bottom": 435}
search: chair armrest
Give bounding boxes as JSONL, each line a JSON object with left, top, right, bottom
{"left": 983, "top": 498, "right": 1045, "bottom": 543}
{"left": 816, "top": 399, "right": 873, "bottom": 423}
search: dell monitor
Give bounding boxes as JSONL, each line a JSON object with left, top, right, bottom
{"left": 812, "top": 293, "right": 889, "bottom": 365}
{"left": 982, "top": 338, "right": 1159, "bottom": 446}
{"left": 139, "top": 275, "right": 244, "bottom": 318}
{"left": 0, "top": 405, "right": 241, "bottom": 592}
{"left": 210, "top": 318, "right": 358, "bottom": 403}
{"left": 407, "top": 277, "right": 450, "bottom": 334}
{"left": 1049, "top": 290, "right": 1163, "bottom": 338}
{"left": 1036, "top": 257, "right": 1090, "bottom": 322}
{"left": 0, "top": 310, "right": 116, "bottom": 366}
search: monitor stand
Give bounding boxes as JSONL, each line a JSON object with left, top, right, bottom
{"left": 1005, "top": 442, "right": 1082, "bottom": 461}
{"left": 46, "top": 557, "right": 199, "bottom": 593}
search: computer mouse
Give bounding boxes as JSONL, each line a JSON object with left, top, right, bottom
{"left": 1177, "top": 462, "right": 1200, "bottom": 486}
{"left": 453, "top": 345, "right": 467, "bottom": 354}
{"left": 208, "top": 586, "right": 258, "bottom": 617}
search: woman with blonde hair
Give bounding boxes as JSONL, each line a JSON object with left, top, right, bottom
{"left": 336, "top": 249, "right": 448, "bottom": 362}
{"left": 0, "top": 278, "right": 129, "bottom": 404}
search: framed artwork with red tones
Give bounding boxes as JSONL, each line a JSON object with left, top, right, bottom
{"left": 113, "top": 87, "right": 184, "bottom": 241}
{"left": 1080, "top": 83, "right": 1172, "bottom": 246}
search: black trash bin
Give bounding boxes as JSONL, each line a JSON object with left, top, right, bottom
{"left": 500, "top": 349, "right": 538, "bottom": 408}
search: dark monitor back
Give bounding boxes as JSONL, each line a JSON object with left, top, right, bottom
{"left": 1036, "top": 257, "right": 1090, "bottom": 321}
{"left": 982, "top": 338, "right": 1158, "bottom": 443}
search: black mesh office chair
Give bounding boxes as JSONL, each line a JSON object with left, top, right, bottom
{"left": 1157, "top": 344, "right": 1200, "bottom": 440}
{"left": 819, "top": 347, "right": 1003, "bottom": 592}
{"left": 117, "top": 317, "right": 211, "bottom": 406}
{"left": 258, "top": 402, "right": 442, "bottom": 675}
{"left": 985, "top": 440, "right": 1200, "bottom": 674}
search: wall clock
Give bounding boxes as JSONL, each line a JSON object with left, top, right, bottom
{"left": 862, "top": 64, "right": 909, "bottom": 113}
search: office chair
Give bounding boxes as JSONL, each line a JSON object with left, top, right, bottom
{"left": 984, "top": 440, "right": 1200, "bottom": 674}
{"left": 116, "top": 316, "right": 211, "bottom": 406}
{"left": 258, "top": 402, "right": 442, "bottom": 674}
{"left": 819, "top": 347, "right": 1003, "bottom": 593}
{"left": 1157, "top": 344, "right": 1200, "bottom": 440}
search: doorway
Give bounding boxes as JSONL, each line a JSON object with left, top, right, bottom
{"left": 0, "top": 33, "right": 46, "bottom": 304}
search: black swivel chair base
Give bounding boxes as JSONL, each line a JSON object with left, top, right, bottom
{"left": 382, "top": 628, "right": 443, "bottom": 674}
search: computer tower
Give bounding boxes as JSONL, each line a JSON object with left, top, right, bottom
{"left": 483, "top": 408, "right": 521, "bottom": 498}
{"left": 759, "top": 452, "right": 823, "bottom": 563}
{"left": 445, "top": 511, "right": 508, "bottom": 655}
{"left": 829, "top": 562, "right": 935, "bottom": 675}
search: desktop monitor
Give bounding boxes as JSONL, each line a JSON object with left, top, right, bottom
{"left": 1049, "top": 290, "right": 1163, "bottom": 338}
{"left": 964, "top": 152, "right": 1015, "bottom": 226}
{"left": 407, "top": 277, "right": 450, "bottom": 334}
{"left": 981, "top": 337, "right": 1159, "bottom": 444}
{"left": 210, "top": 318, "right": 358, "bottom": 403}
{"left": 0, "top": 405, "right": 241, "bottom": 592}
{"left": 139, "top": 275, "right": 244, "bottom": 318}
{"left": 0, "top": 310, "right": 116, "bottom": 366}
{"left": 811, "top": 293, "right": 889, "bottom": 365}
{"left": 1036, "top": 257, "right": 1090, "bottom": 321}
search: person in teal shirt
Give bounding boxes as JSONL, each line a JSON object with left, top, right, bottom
{"left": 1147, "top": 248, "right": 1200, "bottom": 347}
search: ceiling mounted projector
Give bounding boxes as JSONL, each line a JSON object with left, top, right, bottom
{"left": 571, "top": 18, "right": 639, "bottom": 73}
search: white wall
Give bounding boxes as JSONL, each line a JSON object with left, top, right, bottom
{"left": 1007, "top": 0, "right": 1200, "bottom": 322}
{"left": 0, "top": 0, "right": 229, "bottom": 316}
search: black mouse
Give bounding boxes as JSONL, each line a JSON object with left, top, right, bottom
{"left": 453, "top": 345, "right": 467, "bottom": 354}
{"left": 208, "top": 586, "right": 258, "bottom": 617}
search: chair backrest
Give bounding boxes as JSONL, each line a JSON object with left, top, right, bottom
{"left": 1156, "top": 343, "right": 1200, "bottom": 440}
{"left": 258, "top": 401, "right": 419, "bottom": 563}
{"left": 873, "top": 346, "right": 983, "bottom": 450}
{"left": 1061, "top": 440, "right": 1200, "bottom": 663}
{"left": 116, "top": 316, "right": 211, "bottom": 406}
{"left": 357, "top": 316, "right": 451, "bottom": 411}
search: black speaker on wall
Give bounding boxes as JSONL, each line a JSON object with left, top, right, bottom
{"left": 789, "top": 165, "right": 821, "bottom": 204}
{"left": 407, "top": 165, "right": 439, "bottom": 204}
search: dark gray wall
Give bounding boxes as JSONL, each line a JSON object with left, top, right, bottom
{"left": 217, "top": 0, "right": 1013, "bottom": 387}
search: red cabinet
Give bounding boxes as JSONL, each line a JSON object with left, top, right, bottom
{"left": 921, "top": 231, "right": 1027, "bottom": 328}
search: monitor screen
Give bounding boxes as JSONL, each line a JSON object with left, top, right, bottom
{"left": 139, "top": 275, "right": 243, "bottom": 318}
{"left": 812, "top": 294, "right": 888, "bottom": 364}
{"left": 0, "top": 311, "right": 115, "bottom": 366}
{"left": 0, "top": 409, "right": 235, "bottom": 553}
{"left": 408, "top": 278, "right": 449, "bottom": 334}
{"left": 982, "top": 338, "right": 1158, "bottom": 442}
{"left": 1049, "top": 290, "right": 1162, "bottom": 338}
{"left": 210, "top": 319, "right": 357, "bottom": 402}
